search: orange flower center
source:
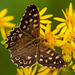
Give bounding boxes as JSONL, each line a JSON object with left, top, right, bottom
{"left": 43, "top": 32, "right": 56, "bottom": 48}
{"left": 68, "top": 31, "right": 75, "bottom": 41}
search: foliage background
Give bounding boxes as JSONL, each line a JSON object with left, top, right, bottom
{"left": 0, "top": 0, "right": 75, "bottom": 75}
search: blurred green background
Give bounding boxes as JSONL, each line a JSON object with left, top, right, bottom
{"left": 0, "top": 0, "right": 75, "bottom": 75}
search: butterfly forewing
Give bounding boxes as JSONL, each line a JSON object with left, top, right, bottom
{"left": 37, "top": 43, "right": 65, "bottom": 69}
{"left": 20, "top": 4, "right": 40, "bottom": 37}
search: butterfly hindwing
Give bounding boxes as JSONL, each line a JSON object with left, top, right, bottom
{"left": 20, "top": 4, "right": 40, "bottom": 37}
{"left": 37, "top": 43, "right": 65, "bottom": 69}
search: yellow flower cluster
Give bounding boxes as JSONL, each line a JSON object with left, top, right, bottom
{"left": 53, "top": 2, "right": 75, "bottom": 72}
{"left": 0, "top": 9, "right": 15, "bottom": 44}
{"left": 17, "top": 65, "right": 50, "bottom": 75}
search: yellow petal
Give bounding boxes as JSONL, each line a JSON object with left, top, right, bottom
{"left": 40, "top": 20, "right": 52, "bottom": 24}
{"left": 40, "top": 24, "right": 46, "bottom": 29}
{"left": 52, "top": 28, "right": 60, "bottom": 34}
{"left": 1, "top": 27, "right": 6, "bottom": 40}
{"left": 31, "top": 65, "right": 37, "bottom": 75}
{"left": 53, "top": 70, "right": 58, "bottom": 75}
{"left": 23, "top": 68, "right": 29, "bottom": 75}
{"left": 68, "top": 61, "right": 73, "bottom": 66}
{"left": 38, "top": 67, "right": 47, "bottom": 72}
{"left": 39, "top": 7, "right": 47, "bottom": 16}
{"left": 59, "top": 26, "right": 67, "bottom": 36}
{"left": 37, "top": 68, "right": 50, "bottom": 75}
{"left": 56, "top": 40, "right": 67, "bottom": 47}
{"left": 29, "top": 66, "right": 32, "bottom": 75}
{"left": 56, "top": 23, "right": 66, "bottom": 28}
{"left": 69, "top": 2, "right": 73, "bottom": 16}
{"left": 40, "top": 28, "right": 45, "bottom": 36}
{"left": 0, "top": 9, "right": 8, "bottom": 17}
{"left": 68, "top": 22, "right": 72, "bottom": 32}
{"left": 45, "top": 24, "right": 51, "bottom": 33}
{"left": 63, "top": 29, "right": 70, "bottom": 40}
{"left": 53, "top": 17, "right": 65, "bottom": 22}
{"left": 62, "top": 9, "right": 67, "bottom": 18}
{"left": 3, "top": 22, "right": 15, "bottom": 28}
{"left": 17, "top": 68, "right": 23, "bottom": 75}
{"left": 71, "top": 40, "right": 75, "bottom": 49}
{"left": 40, "top": 14, "right": 53, "bottom": 19}
{"left": 2, "top": 16, "right": 14, "bottom": 21}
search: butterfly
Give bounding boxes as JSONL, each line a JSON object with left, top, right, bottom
{"left": 6, "top": 4, "right": 65, "bottom": 69}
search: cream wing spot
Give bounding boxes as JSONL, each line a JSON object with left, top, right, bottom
{"left": 29, "top": 13, "right": 31, "bottom": 16}
{"left": 16, "top": 30, "right": 20, "bottom": 33}
{"left": 33, "top": 24, "right": 38, "bottom": 28}
{"left": 55, "top": 56, "right": 59, "bottom": 59}
{"left": 23, "top": 25, "right": 26, "bottom": 29}
{"left": 28, "top": 56, "right": 32, "bottom": 60}
{"left": 25, "top": 21, "right": 28, "bottom": 24}
{"left": 45, "top": 59, "right": 48, "bottom": 63}
{"left": 49, "top": 57, "right": 52, "bottom": 60}
{"left": 46, "top": 50, "right": 51, "bottom": 54}
{"left": 34, "top": 55, "right": 37, "bottom": 58}
{"left": 29, "top": 18, "right": 33, "bottom": 22}
{"left": 34, "top": 20, "right": 37, "bottom": 23}
{"left": 50, "top": 53, "right": 54, "bottom": 56}
{"left": 19, "top": 34, "right": 22, "bottom": 37}
{"left": 54, "top": 61, "right": 56, "bottom": 64}
{"left": 33, "top": 9, "right": 35, "bottom": 11}
{"left": 27, "top": 27, "right": 29, "bottom": 31}
{"left": 33, "top": 13, "right": 38, "bottom": 17}
{"left": 29, "top": 60, "right": 31, "bottom": 64}
{"left": 59, "top": 61, "right": 61, "bottom": 63}
{"left": 24, "top": 61, "right": 28, "bottom": 65}
{"left": 40, "top": 58, "right": 43, "bottom": 61}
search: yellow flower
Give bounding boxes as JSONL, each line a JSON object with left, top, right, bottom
{"left": 62, "top": 43, "right": 74, "bottom": 55}
{"left": 0, "top": 9, "right": 15, "bottom": 44}
{"left": 68, "top": 61, "right": 73, "bottom": 66}
{"left": 63, "top": 55, "right": 71, "bottom": 62}
{"left": 17, "top": 65, "right": 50, "bottom": 75}
{"left": 53, "top": 2, "right": 75, "bottom": 40}
{"left": 17, "top": 66, "right": 37, "bottom": 75}
{"left": 39, "top": 7, "right": 53, "bottom": 24}
{"left": 39, "top": 7, "right": 53, "bottom": 30}
{"left": 40, "top": 24, "right": 57, "bottom": 48}
{"left": 72, "top": 64, "right": 75, "bottom": 72}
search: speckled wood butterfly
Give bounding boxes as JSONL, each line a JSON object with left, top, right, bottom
{"left": 6, "top": 4, "right": 65, "bottom": 69}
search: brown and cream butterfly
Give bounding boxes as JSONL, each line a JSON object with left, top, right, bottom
{"left": 6, "top": 4, "right": 65, "bottom": 69}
